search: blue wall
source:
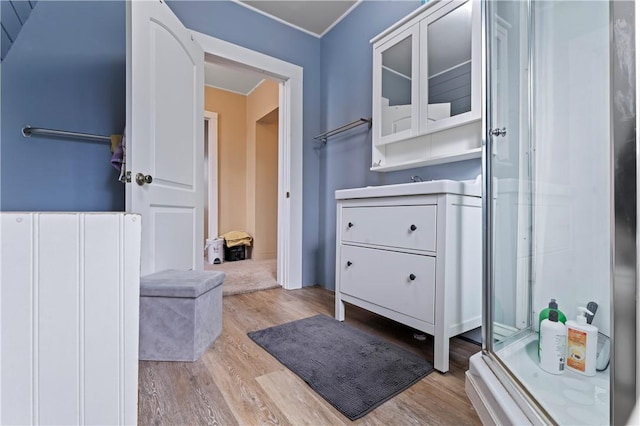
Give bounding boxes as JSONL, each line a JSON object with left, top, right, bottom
{"left": 1, "top": 1, "right": 126, "bottom": 211}
{"left": 1, "top": 1, "right": 38, "bottom": 61}
{"left": 318, "top": 1, "right": 481, "bottom": 289}
{"left": 167, "top": 0, "right": 323, "bottom": 287}
{"left": 0, "top": 0, "right": 481, "bottom": 289}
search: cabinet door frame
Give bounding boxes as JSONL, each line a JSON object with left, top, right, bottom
{"left": 372, "top": 24, "right": 420, "bottom": 147}
{"left": 419, "top": 0, "right": 481, "bottom": 135}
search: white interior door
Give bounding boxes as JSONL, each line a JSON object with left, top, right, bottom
{"left": 127, "top": 0, "right": 204, "bottom": 275}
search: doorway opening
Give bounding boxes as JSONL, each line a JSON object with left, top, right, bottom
{"left": 192, "top": 30, "right": 303, "bottom": 291}
{"left": 202, "top": 59, "right": 281, "bottom": 295}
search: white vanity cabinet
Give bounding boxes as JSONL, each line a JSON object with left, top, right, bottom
{"left": 371, "top": 0, "right": 481, "bottom": 172}
{"left": 335, "top": 180, "right": 482, "bottom": 373}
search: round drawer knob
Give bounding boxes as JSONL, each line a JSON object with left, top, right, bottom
{"left": 409, "top": 273, "right": 416, "bottom": 281}
{"left": 346, "top": 261, "right": 353, "bottom": 267}
{"left": 410, "top": 224, "right": 417, "bottom": 231}
{"left": 348, "top": 222, "right": 354, "bottom": 228}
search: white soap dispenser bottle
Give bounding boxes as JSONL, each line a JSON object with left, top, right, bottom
{"left": 566, "top": 307, "right": 598, "bottom": 376}
{"left": 539, "top": 310, "right": 567, "bottom": 374}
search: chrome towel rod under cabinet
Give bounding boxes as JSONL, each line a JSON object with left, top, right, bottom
{"left": 314, "top": 118, "right": 372, "bottom": 144}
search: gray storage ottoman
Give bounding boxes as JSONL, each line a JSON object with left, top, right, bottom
{"left": 139, "top": 269, "right": 225, "bottom": 362}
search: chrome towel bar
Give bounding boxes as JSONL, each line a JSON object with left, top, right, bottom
{"left": 314, "top": 118, "right": 372, "bottom": 144}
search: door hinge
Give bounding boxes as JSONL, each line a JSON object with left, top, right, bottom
{"left": 286, "top": 192, "right": 290, "bottom": 198}
{"left": 121, "top": 171, "right": 132, "bottom": 183}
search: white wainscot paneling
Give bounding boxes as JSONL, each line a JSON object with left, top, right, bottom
{"left": 0, "top": 213, "right": 141, "bottom": 425}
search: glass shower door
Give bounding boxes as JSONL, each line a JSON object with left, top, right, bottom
{"left": 485, "top": 1, "right": 612, "bottom": 424}
{"left": 486, "top": 0, "right": 532, "bottom": 352}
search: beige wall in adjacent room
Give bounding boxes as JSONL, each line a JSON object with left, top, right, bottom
{"left": 204, "top": 86, "right": 247, "bottom": 235}
{"left": 254, "top": 110, "right": 279, "bottom": 260}
{"left": 204, "top": 80, "right": 279, "bottom": 260}
{"left": 247, "top": 80, "right": 279, "bottom": 260}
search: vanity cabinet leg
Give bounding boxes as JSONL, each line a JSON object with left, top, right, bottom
{"left": 434, "top": 332, "right": 450, "bottom": 373}
{"left": 335, "top": 294, "right": 345, "bottom": 321}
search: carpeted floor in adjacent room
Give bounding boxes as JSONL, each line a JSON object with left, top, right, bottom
{"left": 204, "top": 258, "right": 279, "bottom": 296}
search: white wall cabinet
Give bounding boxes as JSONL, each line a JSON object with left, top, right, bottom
{"left": 335, "top": 180, "right": 482, "bottom": 373}
{"left": 371, "top": 0, "right": 481, "bottom": 172}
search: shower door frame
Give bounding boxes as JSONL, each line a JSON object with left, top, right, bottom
{"left": 610, "top": 1, "right": 638, "bottom": 423}
{"left": 481, "top": 0, "right": 549, "bottom": 423}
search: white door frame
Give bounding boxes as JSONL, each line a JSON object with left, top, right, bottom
{"left": 204, "top": 110, "right": 218, "bottom": 240}
{"left": 193, "top": 31, "right": 303, "bottom": 290}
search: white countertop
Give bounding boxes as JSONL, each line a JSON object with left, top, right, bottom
{"left": 335, "top": 177, "right": 482, "bottom": 200}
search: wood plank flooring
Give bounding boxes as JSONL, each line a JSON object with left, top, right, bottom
{"left": 138, "top": 286, "right": 481, "bottom": 425}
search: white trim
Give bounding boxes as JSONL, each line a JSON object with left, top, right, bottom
{"left": 277, "top": 83, "right": 289, "bottom": 288}
{"left": 204, "top": 111, "right": 218, "bottom": 240}
{"left": 370, "top": 0, "right": 446, "bottom": 44}
{"left": 230, "top": 0, "right": 321, "bottom": 38}
{"left": 204, "top": 78, "right": 266, "bottom": 97}
{"left": 192, "top": 31, "right": 303, "bottom": 290}
{"left": 319, "top": 0, "right": 363, "bottom": 37}
{"left": 204, "top": 82, "right": 251, "bottom": 97}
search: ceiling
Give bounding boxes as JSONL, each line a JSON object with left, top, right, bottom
{"left": 239, "top": 0, "right": 358, "bottom": 37}
{"left": 205, "top": 0, "right": 359, "bottom": 94}
{"left": 204, "top": 61, "right": 265, "bottom": 95}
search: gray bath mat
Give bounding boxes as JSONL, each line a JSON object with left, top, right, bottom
{"left": 248, "top": 314, "right": 434, "bottom": 420}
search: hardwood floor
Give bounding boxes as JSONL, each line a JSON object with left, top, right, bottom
{"left": 204, "top": 258, "right": 279, "bottom": 296}
{"left": 138, "top": 286, "right": 482, "bottom": 425}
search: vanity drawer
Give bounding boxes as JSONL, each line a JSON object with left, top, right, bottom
{"left": 341, "top": 205, "right": 437, "bottom": 252}
{"left": 339, "top": 245, "right": 435, "bottom": 324}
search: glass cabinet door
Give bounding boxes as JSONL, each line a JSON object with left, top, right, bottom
{"left": 374, "top": 26, "right": 419, "bottom": 145}
{"left": 420, "top": 0, "right": 480, "bottom": 134}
